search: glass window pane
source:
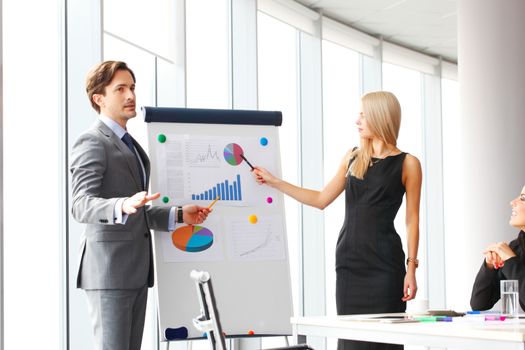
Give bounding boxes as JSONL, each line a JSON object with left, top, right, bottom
{"left": 103, "top": 34, "right": 157, "bottom": 147}
{"left": 322, "top": 40, "right": 360, "bottom": 350}
{"left": 186, "top": 0, "right": 230, "bottom": 108}
{"left": 383, "top": 63, "right": 423, "bottom": 159}
{"left": 78, "top": 35, "right": 158, "bottom": 350}
{"left": 70, "top": 39, "right": 167, "bottom": 348}
{"left": 382, "top": 62, "right": 427, "bottom": 300}
{"left": 258, "top": 11, "right": 300, "bottom": 318}
{"left": 321, "top": 40, "right": 360, "bottom": 321}
{"left": 104, "top": 0, "right": 176, "bottom": 61}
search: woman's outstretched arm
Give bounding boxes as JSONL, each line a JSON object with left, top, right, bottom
{"left": 253, "top": 149, "right": 354, "bottom": 209}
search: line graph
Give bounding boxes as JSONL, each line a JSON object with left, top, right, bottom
{"left": 227, "top": 217, "right": 286, "bottom": 261}
{"left": 185, "top": 140, "right": 221, "bottom": 168}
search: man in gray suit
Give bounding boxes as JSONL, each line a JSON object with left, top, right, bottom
{"left": 71, "top": 60, "right": 211, "bottom": 350}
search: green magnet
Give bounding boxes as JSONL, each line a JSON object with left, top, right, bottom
{"left": 158, "top": 134, "right": 167, "bottom": 143}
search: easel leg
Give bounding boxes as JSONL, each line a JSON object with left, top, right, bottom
{"left": 293, "top": 324, "right": 306, "bottom": 345}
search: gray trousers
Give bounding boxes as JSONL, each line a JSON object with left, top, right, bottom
{"left": 85, "top": 286, "right": 148, "bottom": 350}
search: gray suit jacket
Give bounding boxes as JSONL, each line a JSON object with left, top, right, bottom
{"left": 71, "top": 120, "right": 171, "bottom": 290}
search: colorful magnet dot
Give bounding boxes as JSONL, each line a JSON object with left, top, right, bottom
{"left": 260, "top": 137, "right": 268, "bottom": 146}
{"left": 248, "top": 330, "right": 255, "bottom": 335}
{"left": 248, "top": 215, "right": 258, "bottom": 224}
{"left": 158, "top": 134, "right": 167, "bottom": 143}
{"left": 162, "top": 196, "right": 170, "bottom": 203}
{"left": 266, "top": 197, "right": 273, "bottom": 204}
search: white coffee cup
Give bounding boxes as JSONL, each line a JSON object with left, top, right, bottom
{"left": 407, "top": 299, "right": 429, "bottom": 314}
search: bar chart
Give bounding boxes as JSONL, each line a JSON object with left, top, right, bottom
{"left": 191, "top": 174, "right": 243, "bottom": 201}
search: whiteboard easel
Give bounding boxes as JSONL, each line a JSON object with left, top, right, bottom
{"left": 144, "top": 107, "right": 293, "bottom": 342}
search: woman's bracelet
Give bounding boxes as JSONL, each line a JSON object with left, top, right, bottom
{"left": 406, "top": 257, "right": 419, "bottom": 268}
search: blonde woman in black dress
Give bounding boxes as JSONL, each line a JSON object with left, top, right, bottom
{"left": 253, "top": 91, "right": 422, "bottom": 350}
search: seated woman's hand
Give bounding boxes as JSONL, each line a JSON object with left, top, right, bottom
{"left": 484, "top": 249, "right": 503, "bottom": 269}
{"left": 484, "top": 242, "right": 516, "bottom": 269}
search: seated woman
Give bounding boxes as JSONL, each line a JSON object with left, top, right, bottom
{"left": 470, "top": 185, "right": 525, "bottom": 311}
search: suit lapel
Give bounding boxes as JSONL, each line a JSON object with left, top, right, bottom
{"left": 133, "top": 140, "right": 150, "bottom": 188}
{"left": 96, "top": 121, "right": 144, "bottom": 191}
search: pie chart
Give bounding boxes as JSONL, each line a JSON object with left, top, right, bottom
{"left": 171, "top": 226, "right": 214, "bottom": 252}
{"left": 223, "top": 143, "right": 244, "bottom": 166}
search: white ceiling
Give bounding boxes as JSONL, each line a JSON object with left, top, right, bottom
{"left": 295, "top": 0, "right": 458, "bottom": 63}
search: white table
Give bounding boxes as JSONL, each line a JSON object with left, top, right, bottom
{"left": 291, "top": 314, "right": 525, "bottom": 350}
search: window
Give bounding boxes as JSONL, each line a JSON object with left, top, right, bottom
{"left": 321, "top": 40, "right": 360, "bottom": 320}
{"left": 258, "top": 11, "right": 300, "bottom": 317}
{"left": 67, "top": 1, "right": 177, "bottom": 347}
{"left": 186, "top": 0, "right": 230, "bottom": 109}
{"left": 382, "top": 62, "right": 427, "bottom": 302}
{"left": 103, "top": 0, "right": 175, "bottom": 61}
{"left": 8, "top": 1, "right": 456, "bottom": 348}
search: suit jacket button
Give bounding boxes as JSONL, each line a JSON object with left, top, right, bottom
{"left": 144, "top": 233, "right": 149, "bottom": 238}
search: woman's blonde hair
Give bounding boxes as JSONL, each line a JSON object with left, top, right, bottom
{"left": 347, "top": 91, "right": 401, "bottom": 179}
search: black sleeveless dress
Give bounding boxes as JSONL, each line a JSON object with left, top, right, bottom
{"left": 336, "top": 153, "right": 407, "bottom": 350}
